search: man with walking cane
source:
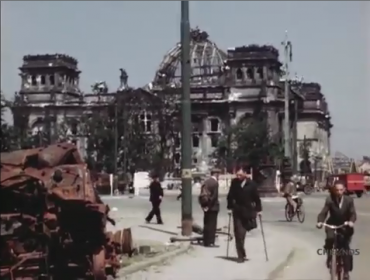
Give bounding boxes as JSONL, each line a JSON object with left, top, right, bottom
{"left": 226, "top": 166, "right": 263, "bottom": 263}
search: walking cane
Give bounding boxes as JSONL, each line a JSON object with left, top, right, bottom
{"left": 259, "top": 215, "right": 269, "bottom": 261}
{"left": 226, "top": 212, "right": 232, "bottom": 257}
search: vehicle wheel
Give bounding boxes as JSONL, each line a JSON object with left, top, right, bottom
{"left": 355, "top": 191, "right": 363, "bottom": 198}
{"left": 303, "top": 185, "right": 314, "bottom": 195}
{"left": 297, "top": 205, "right": 305, "bottom": 223}
{"left": 285, "top": 204, "right": 293, "bottom": 222}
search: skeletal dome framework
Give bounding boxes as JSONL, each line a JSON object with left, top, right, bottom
{"left": 153, "top": 28, "right": 227, "bottom": 87}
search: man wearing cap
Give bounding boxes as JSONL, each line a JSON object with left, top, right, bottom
{"left": 199, "top": 168, "right": 220, "bottom": 247}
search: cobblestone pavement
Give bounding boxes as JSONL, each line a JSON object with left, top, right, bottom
{"left": 103, "top": 193, "right": 370, "bottom": 280}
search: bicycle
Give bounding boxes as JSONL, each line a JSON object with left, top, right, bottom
{"left": 320, "top": 222, "right": 349, "bottom": 280}
{"left": 284, "top": 196, "right": 305, "bottom": 223}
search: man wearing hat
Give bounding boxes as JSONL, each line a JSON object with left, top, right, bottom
{"left": 145, "top": 173, "right": 164, "bottom": 224}
{"left": 199, "top": 168, "right": 221, "bottom": 247}
{"left": 227, "top": 166, "right": 262, "bottom": 262}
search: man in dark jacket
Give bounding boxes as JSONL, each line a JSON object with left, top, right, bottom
{"left": 145, "top": 174, "right": 164, "bottom": 224}
{"left": 199, "top": 169, "right": 220, "bottom": 247}
{"left": 227, "top": 167, "right": 262, "bottom": 262}
{"left": 317, "top": 180, "right": 356, "bottom": 279}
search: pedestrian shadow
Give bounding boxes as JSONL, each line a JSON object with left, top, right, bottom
{"left": 139, "top": 225, "right": 178, "bottom": 236}
{"left": 215, "top": 256, "right": 245, "bottom": 263}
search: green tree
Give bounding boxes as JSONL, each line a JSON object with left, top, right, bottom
{"left": 81, "top": 88, "right": 178, "bottom": 175}
{"left": 82, "top": 110, "right": 115, "bottom": 172}
{"left": 151, "top": 90, "right": 179, "bottom": 175}
{"left": 1, "top": 93, "right": 18, "bottom": 152}
{"left": 215, "top": 116, "right": 283, "bottom": 171}
{"left": 114, "top": 90, "right": 157, "bottom": 173}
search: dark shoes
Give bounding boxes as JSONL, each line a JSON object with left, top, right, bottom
{"left": 145, "top": 219, "right": 163, "bottom": 224}
{"left": 204, "top": 243, "right": 219, "bottom": 248}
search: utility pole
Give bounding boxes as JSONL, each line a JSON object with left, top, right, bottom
{"left": 180, "top": 1, "right": 193, "bottom": 236}
{"left": 292, "top": 77, "right": 303, "bottom": 174}
{"left": 282, "top": 31, "right": 293, "bottom": 158}
{"left": 114, "top": 93, "right": 118, "bottom": 192}
{"left": 292, "top": 99, "right": 298, "bottom": 173}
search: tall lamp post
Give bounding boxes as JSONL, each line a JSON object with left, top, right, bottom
{"left": 180, "top": 0, "right": 193, "bottom": 236}
{"left": 282, "top": 31, "right": 293, "bottom": 159}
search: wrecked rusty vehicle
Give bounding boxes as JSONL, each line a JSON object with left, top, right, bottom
{"left": 0, "top": 143, "right": 133, "bottom": 280}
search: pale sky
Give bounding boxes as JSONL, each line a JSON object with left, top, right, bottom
{"left": 1, "top": 1, "right": 369, "bottom": 158}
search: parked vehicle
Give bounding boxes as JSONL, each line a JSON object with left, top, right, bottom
{"left": 296, "top": 175, "right": 315, "bottom": 195}
{"left": 325, "top": 173, "right": 366, "bottom": 197}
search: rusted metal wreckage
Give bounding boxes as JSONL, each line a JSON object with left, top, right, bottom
{"left": 0, "top": 143, "right": 133, "bottom": 280}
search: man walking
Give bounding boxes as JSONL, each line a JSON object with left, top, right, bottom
{"left": 199, "top": 169, "right": 220, "bottom": 247}
{"left": 227, "top": 166, "right": 262, "bottom": 262}
{"left": 145, "top": 173, "right": 164, "bottom": 224}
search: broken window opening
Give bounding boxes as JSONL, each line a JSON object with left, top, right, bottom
{"left": 211, "top": 136, "right": 219, "bottom": 148}
{"left": 236, "top": 68, "right": 243, "bottom": 80}
{"left": 193, "top": 158, "right": 198, "bottom": 164}
{"left": 192, "top": 135, "right": 200, "bottom": 148}
{"left": 174, "top": 153, "right": 181, "bottom": 164}
{"left": 192, "top": 123, "right": 200, "bottom": 132}
{"left": 246, "top": 68, "right": 254, "bottom": 79}
{"left": 257, "top": 67, "right": 264, "bottom": 79}
{"left": 71, "top": 121, "right": 78, "bottom": 135}
{"left": 49, "top": 75, "right": 55, "bottom": 85}
{"left": 174, "top": 136, "right": 181, "bottom": 148}
{"left": 267, "top": 66, "right": 274, "bottom": 79}
{"left": 31, "top": 75, "right": 37, "bottom": 86}
{"left": 40, "top": 75, "right": 46, "bottom": 85}
{"left": 209, "top": 118, "right": 220, "bottom": 132}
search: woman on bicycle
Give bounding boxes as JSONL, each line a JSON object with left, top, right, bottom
{"left": 316, "top": 180, "right": 357, "bottom": 280}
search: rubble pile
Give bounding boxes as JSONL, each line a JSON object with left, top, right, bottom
{"left": 0, "top": 143, "right": 133, "bottom": 280}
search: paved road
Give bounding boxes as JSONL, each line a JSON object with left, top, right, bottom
{"left": 103, "top": 193, "right": 370, "bottom": 279}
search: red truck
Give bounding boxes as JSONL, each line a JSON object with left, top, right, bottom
{"left": 326, "top": 173, "right": 366, "bottom": 197}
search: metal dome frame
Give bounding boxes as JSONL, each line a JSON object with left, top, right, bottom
{"left": 153, "top": 28, "right": 227, "bottom": 87}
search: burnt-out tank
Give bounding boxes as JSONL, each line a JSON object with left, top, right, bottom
{"left": 0, "top": 143, "right": 133, "bottom": 280}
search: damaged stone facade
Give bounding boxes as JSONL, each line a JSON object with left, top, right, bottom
{"left": 10, "top": 28, "right": 332, "bottom": 172}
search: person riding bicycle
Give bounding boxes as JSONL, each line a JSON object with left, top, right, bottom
{"left": 282, "top": 175, "right": 298, "bottom": 212}
{"left": 316, "top": 180, "right": 356, "bottom": 280}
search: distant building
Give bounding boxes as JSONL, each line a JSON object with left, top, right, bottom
{"left": 9, "top": 27, "right": 332, "bottom": 172}
{"left": 296, "top": 83, "right": 332, "bottom": 175}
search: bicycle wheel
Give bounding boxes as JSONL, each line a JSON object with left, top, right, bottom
{"left": 297, "top": 204, "right": 305, "bottom": 223}
{"left": 285, "top": 204, "right": 293, "bottom": 222}
{"left": 330, "top": 253, "right": 337, "bottom": 280}
{"left": 336, "top": 256, "right": 344, "bottom": 280}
